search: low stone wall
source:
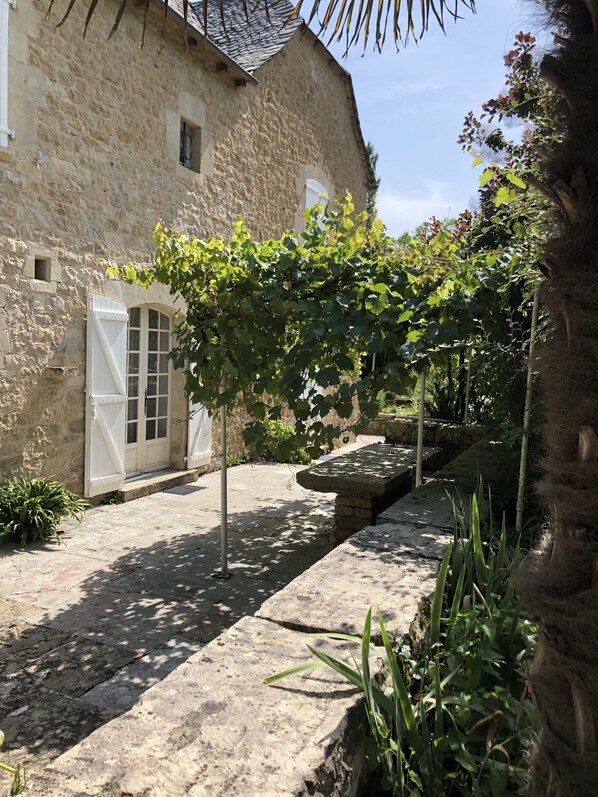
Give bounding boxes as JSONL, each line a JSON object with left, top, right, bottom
{"left": 362, "top": 415, "right": 489, "bottom": 460}
{"left": 379, "top": 439, "right": 504, "bottom": 529}
{"left": 29, "top": 525, "right": 446, "bottom": 796}
{"left": 29, "top": 439, "right": 503, "bottom": 797}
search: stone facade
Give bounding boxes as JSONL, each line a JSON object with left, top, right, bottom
{"left": 0, "top": 0, "right": 371, "bottom": 494}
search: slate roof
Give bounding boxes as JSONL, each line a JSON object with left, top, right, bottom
{"left": 188, "top": 0, "right": 302, "bottom": 74}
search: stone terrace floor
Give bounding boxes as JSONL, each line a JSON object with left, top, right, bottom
{"left": 0, "top": 437, "right": 382, "bottom": 781}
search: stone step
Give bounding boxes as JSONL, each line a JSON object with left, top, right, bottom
{"left": 118, "top": 468, "right": 200, "bottom": 502}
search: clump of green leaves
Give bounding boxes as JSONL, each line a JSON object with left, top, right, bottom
{"left": 267, "top": 496, "right": 537, "bottom": 796}
{"left": 226, "top": 448, "right": 251, "bottom": 468}
{"left": 0, "top": 731, "right": 25, "bottom": 795}
{"left": 102, "top": 491, "right": 125, "bottom": 505}
{"left": 0, "top": 477, "right": 87, "bottom": 546}
{"left": 256, "top": 419, "right": 312, "bottom": 465}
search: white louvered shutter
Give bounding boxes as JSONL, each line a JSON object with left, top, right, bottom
{"left": 305, "top": 178, "right": 328, "bottom": 210}
{"left": 84, "top": 295, "right": 128, "bottom": 497}
{"left": 0, "top": 0, "right": 13, "bottom": 150}
{"left": 187, "top": 400, "right": 213, "bottom": 468}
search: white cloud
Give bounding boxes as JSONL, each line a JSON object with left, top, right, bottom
{"left": 364, "top": 78, "right": 459, "bottom": 103}
{"left": 377, "top": 182, "right": 472, "bottom": 236}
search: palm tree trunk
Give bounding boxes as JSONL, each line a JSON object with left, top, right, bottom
{"left": 520, "top": 2, "right": 598, "bottom": 792}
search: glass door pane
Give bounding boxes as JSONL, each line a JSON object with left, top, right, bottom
{"left": 126, "top": 308, "right": 142, "bottom": 446}
{"left": 126, "top": 306, "right": 171, "bottom": 475}
{"left": 144, "top": 310, "right": 170, "bottom": 442}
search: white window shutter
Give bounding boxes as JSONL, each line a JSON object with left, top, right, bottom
{"left": 0, "top": 0, "right": 14, "bottom": 150}
{"left": 305, "top": 178, "right": 328, "bottom": 210}
{"left": 84, "top": 295, "right": 128, "bottom": 497}
{"left": 187, "top": 400, "right": 213, "bottom": 468}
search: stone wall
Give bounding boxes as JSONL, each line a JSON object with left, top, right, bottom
{"left": 0, "top": 0, "right": 369, "bottom": 492}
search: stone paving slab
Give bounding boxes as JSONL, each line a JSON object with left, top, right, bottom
{"left": 40, "top": 588, "right": 192, "bottom": 655}
{"left": 0, "top": 597, "right": 45, "bottom": 627}
{"left": 256, "top": 537, "right": 440, "bottom": 639}
{"left": 349, "top": 522, "right": 453, "bottom": 560}
{"left": 0, "top": 688, "right": 114, "bottom": 773}
{"left": 296, "top": 442, "right": 438, "bottom": 496}
{"left": 18, "top": 638, "right": 137, "bottom": 698}
{"left": 82, "top": 637, "right": 204, "bottom": 714}
{"left": 0, "top": 550, "right": 122, "bottom": 601}
{"left": 0, "top": 623, "right": 72, "bottom": 679}
{"left": 30, "top": 616, "right": 371, "bottom": 797}
{"left": 0, "top": 444, "right": 382, "bottom": 778}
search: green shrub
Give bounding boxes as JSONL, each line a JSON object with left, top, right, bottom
{"left": 226, "top": 448, "right": 251, "bottom": 468}
{"left": 0, "top": 477, "right": 87, "bottom": 546}
{"left": 259, "top": 420, "right": 312, "bottom": 465}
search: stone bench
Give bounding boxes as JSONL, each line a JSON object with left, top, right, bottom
{"left": 296, "top": 442, "right": 442, "bottom": 541}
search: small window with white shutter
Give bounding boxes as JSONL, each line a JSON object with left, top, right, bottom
{"left": 305, "top": 178, "right": 328, "bottom": 212}
{"left": 0, "top": 0, "right": 14, "bottom": 150}
{"left": 304, "top": 178, "right": 329, "bottom": 231}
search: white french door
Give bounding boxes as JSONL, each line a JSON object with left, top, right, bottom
{"left": 124, "top": 306, "right": 172, "bottom": 476}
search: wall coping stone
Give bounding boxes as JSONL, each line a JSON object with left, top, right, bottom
{"left": 30, "top": 616, "right": 372, "bottom": 796}
{"left": 256, "top": 533, "right": 441, "bottom": 641}
{"left": 378, "top": 439, "right": 504, "bottom": 529}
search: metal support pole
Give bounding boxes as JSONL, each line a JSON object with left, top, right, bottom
{"left": 415, "top": 369, "right": 426, "bottom": 488}
{"left": 212, "top": 371, "right": 230, "bottom": 579}
{"left": 464, "top": 351, "right": 472, "bottom": 425}
{"left": 516, "top": 285, "right": 540, "bottom": 532}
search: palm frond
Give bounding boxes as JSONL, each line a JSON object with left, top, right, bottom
{"left": 294, "top": 0, "right": 476, "bottom": 51}
{"left": 47, "top": 0, "right": 475, "bottom": 54}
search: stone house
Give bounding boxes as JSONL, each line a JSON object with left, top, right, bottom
{"left": 0, "top": 0, "right": 374, "bottom": 498}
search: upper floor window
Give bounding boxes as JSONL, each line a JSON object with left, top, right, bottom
{"left": 179, "top": 118, "right": 201, "bottom": 173}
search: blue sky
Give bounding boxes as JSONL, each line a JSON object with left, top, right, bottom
{"left": 324, "top": 0, "right": 543, "bottom": 235}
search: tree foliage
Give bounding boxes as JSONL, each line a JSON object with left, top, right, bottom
{"left": 107, "top": 183, "right": 542, "bottom": 455}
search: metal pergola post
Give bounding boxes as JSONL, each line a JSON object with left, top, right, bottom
{"left": 515, "top": 285, "right": 540, "bottom": 532}
{"left": 212, "top": 370, "right": 230, "bottom": 579}
{"left": 415, "top": 368, "right": 427, "bottom": 488}
{"left": 464, "top": 349, "right": 472, "bottom": 425}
